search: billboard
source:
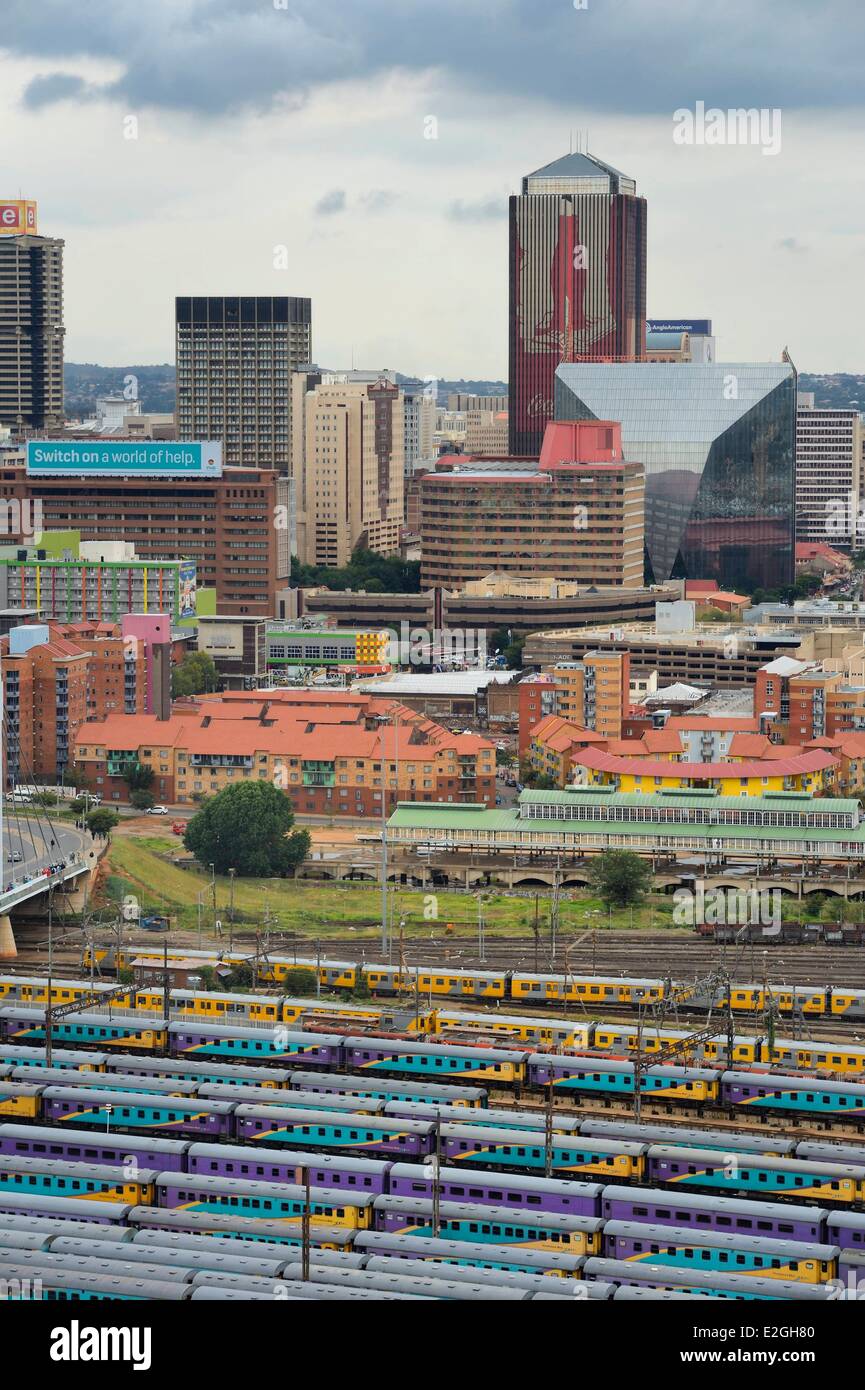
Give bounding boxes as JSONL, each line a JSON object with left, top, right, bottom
{"left": 26, "top": 441, "right": 223, "bottom": 478}
{"left": 647, "top": 319, "right": 712, "bottom": 336}
{"left": 178, "top": 559, "right": 197, "bottom": 620}
{"left": 0, "top": 200, "right": 37, "bottom": 236}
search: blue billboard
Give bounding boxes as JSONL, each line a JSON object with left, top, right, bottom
{"left": 647, "top": 319, "right": 712, "bottom": 336}
{"left": 26, "top": 440, "right": 223, "bottom": 478}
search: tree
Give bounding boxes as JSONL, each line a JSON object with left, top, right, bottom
{"left": 122, "top": 762, "right": 154, "bottom": 793}
{"left": 491, "top": 627, "right": 525, "bottom": 670}
{"left": 183, "top": 781, "right": 311, "bottom": 877}
{"left": 518, "top": 758, "right": 556, "bottom": 790}
{"left": 130, "top": 789, "right": 155, "bottom": 811}
{"left": 588, "top": 850, "right": 653, "bottom": 908}
{"left": 172, "top": 652, "right": 219, "bottom": 698}
{"left": 281, "top": 967, "right": 318, "bottom": 996}
{"left": 86, "top": 807, "right": 120, "bottom": 839}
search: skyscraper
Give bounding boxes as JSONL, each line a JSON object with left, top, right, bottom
{"left": 175, "top": 295, "right": 311, "bottom": 470}
{"left": 508, "top": 151, "right": 647, "bottom": 456}
{"left": 0, "top": 204, "right": 65, "bottom": 435}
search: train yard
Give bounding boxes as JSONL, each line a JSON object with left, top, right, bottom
{"left": 0, "top": 942, "right": 863, "bottom": 1305}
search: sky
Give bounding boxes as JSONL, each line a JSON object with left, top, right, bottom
{"left": 2, "top": 0, "right": 863, "bottom": 377}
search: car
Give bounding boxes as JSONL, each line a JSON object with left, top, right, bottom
{"left": 6, "top": 851, "right": 23, "bottom": 864}
{"left": 146, "top": 806, "right": 169, "bottom": 815}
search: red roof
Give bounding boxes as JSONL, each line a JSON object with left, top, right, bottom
{"left": 572, "top": 746, "right": 837, "bottom": 780}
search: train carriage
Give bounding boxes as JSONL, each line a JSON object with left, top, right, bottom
{"left": 0, "top": 1122, "right": 190, "bottom": 1171}
{"left": 764, "top": 1041, "right": 865, "bottom": 1076}
{"left": 40, "top": 1086, "right": 236, "bottom": 1138}
{"left": 387, "top": 1161, "right": 602, "bottom": 1217}
{"left": 353, "top": 1229, "right": 586, "bottom": 1276}
{"left": 233, "top": 1104, "right": 435, "bottom": 1158}
{"left": 0, "top": 1045, "right": 108, "bottom": 1070}
{"left": 646, "top": 1143, "right": 864, "bottom": 1204}
{"left": 431, "top": 1009, "right": 588, "bottom": 1050}
{"left": 582, "top": 1256, "right": 835, "bottom": 1301}
{"left": 0, "top": 1006, "right": 165, "bottom": 1052}
{"left": 0, "top": 1081, "right": 42, "bottom": 1119}
{"left": 11, "top": 1065, "right": 200, "bottom": 1097}
{"left": 830, "top": 988, "right": 865, "bottom": 1020}
{"left": 287, "top": 1069, "right": 487, "bottom": 1108}
{"left": 601, "top": 1186, "right": 828, "bottom": 1244}
{"left": 0, "top": 1153, "right": 157, "bottom": 1204}
{"left": 127, "top": 1206, "right": 356, "bottom": 1249}
{"left": 579, "top": 1118, "right": 797, "bottom": 1158}
{"left": 104, "top": 1054, "right": 294, "bottom": 1088}
{"left": 167, "top": 1022, "right": 343, "bottom": 1065}
{"left": 186, "top": 1141, "right": 391, "bottom": 1193}
{"left": 371, "top": 1193, "right": 602, "bottom": 1252}
{"left": 527, "top": 1054, "right": 719, "bottom": 1102}
{"left": 721, "top": 1070, "right": 865, "bottom": 1116}
{"left": 135, "top": 987, "right": 284, "bottom": 1026}
{"left": 0, "top": 1261, "right": 189, "bottom": 1301}
{"left": 155, "top": 1172, "right": 374, "bottom": 1228}
{"left": 601, "top": 1220, "right": 838, "bottom": 1284}
{"left": 510, "top": 972, "right": 665, "bottom": 1006}
{"left": 343, "top": 1036, "right": 526, "bottom": 1085}
{"left": 439, "top": 1124, "right": 646, "bottom": 1181}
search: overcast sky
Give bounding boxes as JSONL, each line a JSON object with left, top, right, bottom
{"left": 3, "top": 0, "right": 863, "bottom": 376}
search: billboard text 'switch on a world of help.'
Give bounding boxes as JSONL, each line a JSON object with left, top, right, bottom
{"left": 26, "top": 441, "right": 223, "bottom": 477}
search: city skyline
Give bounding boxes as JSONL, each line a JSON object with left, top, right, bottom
{"left": 1, "top": 0, "right": 863, "bottom": 375}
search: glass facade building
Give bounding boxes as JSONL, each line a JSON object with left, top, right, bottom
{"left": 555, "top": 361, "right": 796, "bottom": 591}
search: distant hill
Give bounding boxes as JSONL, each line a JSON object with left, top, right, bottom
{"left": 798, "top": 373, "right": 865, "bottom": 412}
{"left": 64, "top": 365, "right": 864, "bottom": 419}
{"left": 64, "top": 363, "right": 176, "bottom": 417}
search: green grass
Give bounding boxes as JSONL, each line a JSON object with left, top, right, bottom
{"left": 95, "top": 835, "right": 693, "bottom": 939}
{"left": 95, "top": 834, "right": 865, "bottom": 941}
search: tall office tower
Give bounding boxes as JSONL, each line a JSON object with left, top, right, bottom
{"left": 175, "top": 296, "right": 311, "bottom": 470}
{"left": 555, "top": 357, "right": 797, "bottom": 591}
{"left": 796, "top": 393, "right": 862, "bottom": 548}
{"left": 509, "top": 151, "right": 647, "bottom": 456}
{"left": 0, "top": 202, "right": 65, "bottom": 435}
{"left": 291, "top": 373, "right": 404, "bottom": 567}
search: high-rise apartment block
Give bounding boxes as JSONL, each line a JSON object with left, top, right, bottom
{"left": 175, "top": 296, "right": 311, "bottom": 470}
{"left": 291, "top": 372, "right": 405, "bottom": 567}
{"left": 0, "top": 203, "right": 65, "bottom": 435}
{"left": 509, "top": 151, "right": 647, "bottom": 455}
{"left": 421, "top": 420, "right": 644, "bottom": 590}
{"left": 795, "top": 393, "right": 862, "bottom": 549}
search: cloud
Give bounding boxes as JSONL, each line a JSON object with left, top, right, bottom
{"left": 2, "top": 0, "right": 863, "bottom": 119}
{"left": 22, "top": 72, "right": 91, "bottom": 108}
{"left": 776, "top": 236, "right": 808, "bottom": 253}
{"left": 315, "top": 188, "right": 347, "bottom": 216}
{"left": 446, "top": 197, "right": 507, "bottom": 223}
{"left": 360, "top": 189, "right": 397, "bottom": 213}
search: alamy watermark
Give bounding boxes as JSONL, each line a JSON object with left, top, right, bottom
{"left": 673, "top": 102, "right": 782, "bottom": 157}
{"left": 673, "top": 885, "right": 782, "bottom": 927}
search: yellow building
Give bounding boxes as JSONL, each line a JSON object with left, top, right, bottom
{"left": 571, "top": 745, "right": 837, "bottom": 797}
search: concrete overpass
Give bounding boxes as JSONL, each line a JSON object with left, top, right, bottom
{"left": 0, "top": 821, "right": 98, "bottom": 959}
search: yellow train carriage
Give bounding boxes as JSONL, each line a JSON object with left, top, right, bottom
{"left": 510, "top": 973, "right": 665, "bottom": 1006}
{"left": 261, "top": 957, "right": 359, "bottom": 991}
{"left": 768, "top": 1040, "right": 865, "bottom": 1076}
{"left": 727, "top": 984, "right": 827, "bottom": 1016}
{"left": 432, "top": 1010, "right": 589, "bottom": 1049}
{"left": 0, "top": 976, "right": 132, "bottom": 1008}
{"left": 132, "top": 987, "right": 283, "bottom": 1025}
{"left": 414, "top": 970, "right": 508, "bottom": 999}
{"left": 0, "top": 1083, "right": 42, "bottom": 1118}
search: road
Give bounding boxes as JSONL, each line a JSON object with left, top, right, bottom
{"left": 1, "top": 815, "right": 91, "bottom": 895}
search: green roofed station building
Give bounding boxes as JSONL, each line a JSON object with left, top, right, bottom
{"left": 387, "top": 785, "right": 865, "bottom": 868}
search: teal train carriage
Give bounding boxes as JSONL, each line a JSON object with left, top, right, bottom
{"left": 342, "top": 1037, "right": 527, "bottom": 1085}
